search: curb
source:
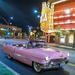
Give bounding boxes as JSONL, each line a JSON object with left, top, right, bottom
{"left": 0, "top": 61, "right": 20, "bottom": 75}
{"left": 68, "top": 63, "right": 75, "bottom": 67}
{"left": 56, "top": 46, "right": 75, "bottom": 50}
{"left": 49, "top": 44, "right": 75, "bottom": 50}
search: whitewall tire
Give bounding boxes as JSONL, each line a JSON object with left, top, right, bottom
{"left": 7, "top": 55, "right": 12, "bottom": 59}
{"left": 33, "top": 62, "right": 42, "bottom": 73}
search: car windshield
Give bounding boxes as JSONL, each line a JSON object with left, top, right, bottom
{"left": 12, "top": 40, "right": 49, "bottom": 48}
{"left": 12, "top": 43, "right": 27, "bottom": 48}
{"left": 28, "top": 40, "right": 49, "bottom": 48}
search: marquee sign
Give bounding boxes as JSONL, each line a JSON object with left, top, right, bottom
{"left": 40, "top": 2, "right": 52, "bottom": 33}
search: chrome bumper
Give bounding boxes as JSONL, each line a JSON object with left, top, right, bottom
{"left": 41, "top": 58, "right": 69, "bottom": 69}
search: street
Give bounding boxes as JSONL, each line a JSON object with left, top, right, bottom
{"left": 0, "top": 39, "right": 75, "bottom": 75}
{"left": 0, "top": 0, "right": 75, "bottom": 75}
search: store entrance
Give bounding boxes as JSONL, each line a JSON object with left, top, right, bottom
{"left": 50, "top": 36, "right": 55, "bottom": 43}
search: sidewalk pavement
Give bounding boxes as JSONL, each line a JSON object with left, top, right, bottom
{"left": 48, "top": 43, "right": 75, "bottom": 50}
{"left": 0, "top": 61, "right": 19, "bottom": 75}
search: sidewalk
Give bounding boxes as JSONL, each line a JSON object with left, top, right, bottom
{"left": 49, "top": 43, "right": 75, "bottom": 65}
{"left": 0, "top": 61, "right": 19, "bottom": 75}
{"left": 49, "top": 43, "right": 75, "bottom": 50}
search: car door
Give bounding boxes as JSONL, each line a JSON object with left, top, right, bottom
{"left": 4, "top": 45, "right": 12, "bottom": 55}
{"left": 14, "top": 44, "right": 32, "bottom": 66}
{"left": 7, "top": 45, "right": 15, "bottom": 57}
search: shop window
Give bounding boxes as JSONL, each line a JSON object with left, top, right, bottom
{"left": 60, "top": 36, "right": 65, "bottom": 44}
{"left": 69, "top": 34, "right": 74, "bottom": 44}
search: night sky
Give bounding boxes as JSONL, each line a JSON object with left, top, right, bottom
{"left": 0, "top": 0, "right": 48, "bottom": 32}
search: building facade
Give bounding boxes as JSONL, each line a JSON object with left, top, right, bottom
{"left": 41, "top": 0, "right": 75, "bottom": 47}
{"left": 0, "top": 24, "right": 22, "bottom": 39}
{"left": 54, "top": 0, "right": 75, "bottom": 47}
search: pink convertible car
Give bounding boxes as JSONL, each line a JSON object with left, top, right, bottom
{"left": 3, "top": 40, "right": 69, "bottom": 72}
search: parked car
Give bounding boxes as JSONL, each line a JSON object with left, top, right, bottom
{"left": 3, "top": 40, "right": 69, "bottom": 72}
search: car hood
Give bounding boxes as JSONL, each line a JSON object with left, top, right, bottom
{"left": 27, "top": 48, "right": 68, "bottom": 60}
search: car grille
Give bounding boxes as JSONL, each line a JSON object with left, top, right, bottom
{"left": 46, "top": 58, "right": 67, "bottom": 67}
{"left": 52, "top": 59, "right": 63, "bottom": 62}
{"left": 51, "top": 58, "right": 66, "bottom": 63}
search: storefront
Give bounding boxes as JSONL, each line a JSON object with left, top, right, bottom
{"left": 54, "top": 0, "right": 75, "bottom": 47}
{"left": 58, "top": 30, "right": 75, "bottom": 46}
{"left": 40, "top": 0, "right": 75, "bottom": 47}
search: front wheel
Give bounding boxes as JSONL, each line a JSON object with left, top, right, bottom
{"left": 33, "top": 62, "right": 42, "bottom": 73}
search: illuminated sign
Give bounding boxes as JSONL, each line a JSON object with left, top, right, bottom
{"left": 40, "top": 2, "right": 51, "bottom": 33}
{"left": 69, "top": 34, "right": 74, "bottom": 44}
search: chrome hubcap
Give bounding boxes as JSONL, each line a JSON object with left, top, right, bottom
{"left": 33, "top": 62, "right": 41, "bottom": 72}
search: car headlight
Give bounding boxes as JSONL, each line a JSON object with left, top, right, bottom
{"left": 68, "top": 53, "right": 69, "bottom": 57}
{"left": 23, "top": 44, "right": 25, "bottom": 47}
{"left": 51, "top": 62, "right": 54, "bottom": 65}
{"left": 45, "top": 56, "right": 49, "bottom": 61}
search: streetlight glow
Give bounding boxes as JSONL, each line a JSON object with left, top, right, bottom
{"left": 10, "top": 16, "right": 14, "bottom": 20}
{"left": 33, "top": 9, "right": 38, "bottom": 14}
{"left": 37, "top": 15, "right": 40, "bottom": 18}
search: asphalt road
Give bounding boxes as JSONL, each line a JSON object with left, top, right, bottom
{"left": 0, "top": 39, "right": 75, "bottom": 75}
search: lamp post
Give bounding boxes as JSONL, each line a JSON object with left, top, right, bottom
{"left": 1, "top": 17, "right": 9, "bottom": 25}
{"left": 33, "top": 9, "right": 38, "bottom": 14}
{"left": 1, "top": 16, "right": 14, "bottom": 25}
{"left": 33, "top": 9, "right": 40, "bottom": 19}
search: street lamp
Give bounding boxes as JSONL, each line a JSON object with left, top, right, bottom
{"left": 33, "top": 9, "right": 38, "bottom": 14}
{"left": 33, "top": 8, "right": 41, "bottom": 20}
{"left": 10, "top": 16, "right": 14, "bottom": 20}
{"left": 1, "top": 16, "right": 14, "bottom": 25}
{"left": 9, "top": 16, "right": 14, "bottom": 25}
{"left": 1, "top": 17, "right": 9, "bottom": 25}
{"left": 37, "top": 15, "right": 40, "bottom": 18}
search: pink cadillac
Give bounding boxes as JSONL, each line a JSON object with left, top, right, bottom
{"left": 3, "top": 40, "right": 69, "bottom": 72}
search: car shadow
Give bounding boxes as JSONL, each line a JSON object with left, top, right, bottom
{"left": 33, "top": 68, "right": 70, "bottom": 75}
{"left": 9, "top": 58, "right": 70, "bottom": 75}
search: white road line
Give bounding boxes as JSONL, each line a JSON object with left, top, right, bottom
{"left": 0, "top": 61, "right": 20, "bottom": 75}
{"left": 68, "top": 63, "right": 75, "bottom": 67}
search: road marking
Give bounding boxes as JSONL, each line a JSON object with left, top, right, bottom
{"left": 68, "top": 63, "right": 75, "bottom": 67}
{"left": 0, "top": 61, "right": 20, "bottom": 75}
